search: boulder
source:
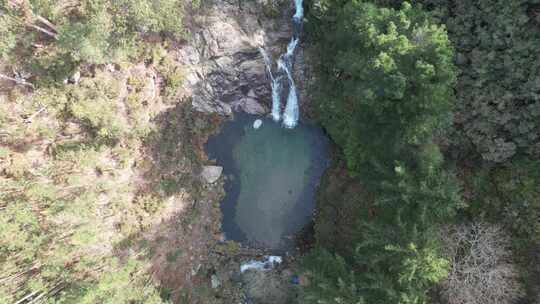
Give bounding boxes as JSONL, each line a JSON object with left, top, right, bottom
{"left": 233, "top": 97, "right": 267, "bottom": 115}
{"left": 253, "top": 119, "right": 263, "bottom": 129}
{"left": 200, "top": 166, "right": 223, "bottom": 183}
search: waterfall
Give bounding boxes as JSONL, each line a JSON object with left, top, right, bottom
{"left": 281, "top": 66, "right": 299, "bottom": 128}
{"left": 278, "top": 48, "right": 299, "bottom": 128}
{"left": 271, "top": 77, "right": 283, "bottom": 121}
{"left": 293, "top": 0, "right": 304, "bottom": 22}
{"left": 285, "top": 37, "right": 299, "bottom": 57}
{"left": 259, "top": 0, "right": 303, "bottom": 128}
{"left": 260, "top": 47, "right": 284, "bottom": 122}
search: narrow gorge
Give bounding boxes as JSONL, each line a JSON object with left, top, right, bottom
{"left": 198, "top": 0, "right": 328, "bottom": 269}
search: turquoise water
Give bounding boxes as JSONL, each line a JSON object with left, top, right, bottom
{"left": 205, "top": 113, "right": 329, "bottom": 250}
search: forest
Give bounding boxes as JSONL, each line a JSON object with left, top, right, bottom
{"left": 1, "top": 0, "right": 200, "bottom": 302}
{"left": 301, "top": 0, "right": 539, "bottom": 303}
{"left": 1, "top": 0, "right": 539, "bottom": 303}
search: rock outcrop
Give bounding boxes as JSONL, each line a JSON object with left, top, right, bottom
{"left": 176, "top": 0, "right": 297, "bottom": 116}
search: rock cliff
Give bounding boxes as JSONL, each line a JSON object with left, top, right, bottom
{"left": 175, "top": 0, "right": 310, "bottom": 117}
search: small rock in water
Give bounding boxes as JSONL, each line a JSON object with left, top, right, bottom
{"left": 253, "top": 119, "right": 263, "bottom": 129}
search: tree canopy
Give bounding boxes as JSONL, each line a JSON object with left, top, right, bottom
{"left": 309, "top": 0, "right": 456, "bottom": 181}
{"left": 300, "top": 2, "right": 462, "bottom": 303}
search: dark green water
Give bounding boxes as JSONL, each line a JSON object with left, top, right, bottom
{"left": 205, "top": 113, "right": 330, "bottom": 250}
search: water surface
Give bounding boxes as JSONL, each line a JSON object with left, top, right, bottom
{"left": 205, "top": 113, "right": 329, "bottom": 250}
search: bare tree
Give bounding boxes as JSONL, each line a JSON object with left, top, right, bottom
{"left": 439, "top": 222, "right": 524, "bottom": 304}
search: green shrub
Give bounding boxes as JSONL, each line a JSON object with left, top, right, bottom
{"left": 214, "top": 241, "right": 240, "bottom": 255}
{"left": 0, "top": 5, "right": 21, "bottom": 62}
{"left": 56, "top": 6, "right": 113, "bottom": 64}
{"left": 71, "top": 258, "right": 170, "bottom": 303}
{"left": 156, "top": 56, "right": 184, "bottom": 101}
{"left": 113, "top": 0, "right": 185, "bottom": 37}
{"left": 136, "top": 193, "right": 163, "bottom": 215}
{"left": 3, "top": 153, "right": 30, "bottom": 180}
{"left": 67, "top": 75, "right": 125, "bottom": 141}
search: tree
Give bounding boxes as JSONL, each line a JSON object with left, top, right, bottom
{"left": 114, "top": 0, "right": 185, "bottom": 37}
{"left": 300, "top": 2, "right": 461, "bottom": 303}
{"left": 0, "top": 0, "right": 187, "bottom": 83}
{"left": 301, "top": 222, "right": 450, "bottom": 304}
{"left": 468, "top": 157, "right": 540, "bottom": 246}
{"left": 300, "top": 248, "right": 363, "bottom": 304}
{"left": 56, "top": 6, "right": 113, "bottom": 65}
{"left": 439, "top": 223, "right": 524, "bottom": 304}
{"left": 309, "top": 0, "right": 456, "bottom": 181}
{"left": 440, "top": 0, "right": 540, "bottom": 162}
{"left": 303, "top": 146, "right": 461, "bottom": 304}
{"left": 367, "top": 0, "right": 540, "bottom": 162}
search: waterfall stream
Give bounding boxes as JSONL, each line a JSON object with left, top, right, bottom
{"left": 259, "top": 0, "right": 304, "bottom": 129}
{"left": 260, "top": 48, "right": 283, "bottom": 122}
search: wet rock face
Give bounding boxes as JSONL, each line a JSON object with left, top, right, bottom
{"left": 177, "top": 0, "right": 294, "bottom": 116}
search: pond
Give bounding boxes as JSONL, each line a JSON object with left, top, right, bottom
{"left": 205, "top": 113, "right": 330, "bottom": 251}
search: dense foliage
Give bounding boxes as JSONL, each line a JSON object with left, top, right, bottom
{"left": 301, "top": 0, "right": 539, "bottom": 303}
{"left": 1, "top": 0, "right": 186, "bottom": 83}
{"left": 2, "top": 0, "right": 539, "bottom": 302}
{"left": 0, "top": 68, "right": 183, "bottom": 303}
{"left": 0, "top": 0, "right": 201, "bottom": 303}
{"left": 300, "top": 2, "right": 462, "bottom": 303}
{"left": 363, "top": 0, "right": 540, "bottom": 161}
{"left": 308, "top": 0, "right": 455, "bottom": 182}
{"left": 431, "top": 0, "right": 540, "bottom": 162}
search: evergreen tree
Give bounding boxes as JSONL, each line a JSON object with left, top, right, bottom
{"left": 301, "top": 2, "right": 460, "bottom": 303}
{"left": 309, "top": 0, "right": 456, "bottom": 182}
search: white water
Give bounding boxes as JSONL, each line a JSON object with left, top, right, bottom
{"left": 278, "top": 56, "right": 299, "bottom": 128}
{"left": 259, "top": 0, "right": 303, "bottom": 128}
{"left": 260, "top": 47, "right": 283, "bottom": 122}
{"left": 240, "top": 256, "right": 282, "bottom": 273}
{"left": 271, "top": 76, "right": 283, "bottom": 121}
{"left": 285, "top": 37, "right": 299, "bottom": 57}
{"left": 293, "top": 0, "right": 304, "bottom": 21}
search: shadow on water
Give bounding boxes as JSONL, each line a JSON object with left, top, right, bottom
{"left": 205, "top": 112, "right": 330, "bottom": 252}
